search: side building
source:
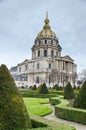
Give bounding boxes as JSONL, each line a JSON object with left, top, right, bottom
{"left": 10, "top": 13, "right": 77, "bottom": 88}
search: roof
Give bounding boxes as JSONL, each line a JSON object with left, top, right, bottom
{"left": 62, "top": 55, "right": 74, "bottom": 61}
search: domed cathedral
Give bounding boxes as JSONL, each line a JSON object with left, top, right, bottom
{"left": 10, "top": 12, "right": 77, "bottom": 88}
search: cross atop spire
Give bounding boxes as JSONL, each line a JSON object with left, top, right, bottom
{"left": 46, "top": 10, "right": 48, "bottom": 19}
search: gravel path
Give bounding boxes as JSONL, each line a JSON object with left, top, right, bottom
{"left": 44, "top": 104, "right": 86, "bottom": 130}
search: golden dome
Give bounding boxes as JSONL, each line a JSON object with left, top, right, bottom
{"left": 37, "top": 12, "right": 57, "bottom": 39}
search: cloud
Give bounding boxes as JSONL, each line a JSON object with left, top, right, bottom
{"left": 0, "top": 0, "right": 86, "bottom": 72}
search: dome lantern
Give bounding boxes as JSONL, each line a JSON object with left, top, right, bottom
{"left": 37, "top": 12, "right": 58, "bottom": 39}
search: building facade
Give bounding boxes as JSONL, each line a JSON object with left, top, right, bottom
{"left": 10, "top": 13, "right": 77, "bottom": 88}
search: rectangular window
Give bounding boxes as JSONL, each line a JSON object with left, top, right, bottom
{"left": 44, "top": 50, "right": 47, "bottom": 57}
{"left": 45, "top": 39, "right": 47, "bottom": 44}
{"left": 19, "top": 67, "right": 21, "bottom": 72}
{"left": 25, "top": 76, "right": 28, "bottom": 81}
{"left": 51, "top": 50, "right": 54, "bottom": 57}
{"left": 49, "top": 63, "right": 51, "bottom": 69}
{"left": 63, "top": 61, "right": 64, "bottom": 70}
{"left": 37, "top": 63, "right": 39, "bottom": 69}
{"left": 38, "top": 50, "right": 40, "bottom": 57}
{"left": 25, "top": 65, "right": 28, "bottom": 71}
{"left": 51, "top": 40, "right": 53, "bottom": 45}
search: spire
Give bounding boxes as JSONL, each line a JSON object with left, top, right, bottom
{"left": 46, "top": 10, "right": 48, "bottom": 19}
{"left": 43, "top": 11, "right": 50, "bottom": 29}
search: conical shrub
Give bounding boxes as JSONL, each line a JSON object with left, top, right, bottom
{"left": 73, "top": 80, "right": 86, "bottom": 109}
{"left": 52, "top": 84, "right": 59, "bottom": 90}
{"left": 38, "top": 83, "right": 49, "bottom": 94}
{"left": 0, "top": 64, "right": 32, "bottom": 130}
{"left": 64, "top": 82, "right": 75, "bottom": 99}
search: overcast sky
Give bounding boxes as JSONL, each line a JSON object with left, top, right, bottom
{"left": 0, "top": 0, "right": 86, "bottom": 72}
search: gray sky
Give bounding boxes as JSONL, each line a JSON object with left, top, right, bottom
{"left": 0, "top": 0, "right": 86, "bottom": 72}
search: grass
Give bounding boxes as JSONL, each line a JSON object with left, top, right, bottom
{"left": 23, "top": 98, "right": 52, "bottom": 116}
{"left": 23, "top": 97, "right": 76, "bottom": 130}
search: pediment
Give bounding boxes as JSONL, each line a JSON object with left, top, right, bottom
{"left": 22, "top": 59, "right": 29, "bottom": 63}
{"left": 62, "top": 55, "right": 74, "bottom": 61}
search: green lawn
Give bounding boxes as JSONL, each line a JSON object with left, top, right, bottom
{"left": 23, "top": 98, "right": 52, "bottom": 116}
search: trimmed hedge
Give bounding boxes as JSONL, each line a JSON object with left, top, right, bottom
{"left": 31, "top": 119, "right": 47, "bottom": 128}
{"left": 20, "top": 90, "right": 58, "bottom": 98}
{"left": 49, "top": 89, "right": 64, "bottom": 95}
{"left": 49, "top": 97, "right": 86, "bottom": 125}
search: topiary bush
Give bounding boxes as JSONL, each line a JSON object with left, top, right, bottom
{"left": 0, "top": 64, "right": 32, "bottom": 130}
{"left": 64, "top": 82, "right": 75, "bottom": 99}
{"left": 73, "top": 80, "right": 86, "bottom": 109}
{"left": 52, "top": 84, "right": 59, "bottom": 90}
{"left": 38, "top": 83, "right": 49, "bottom": 94}
{"left": 32, "top": 84, "right": 37, "bottom": 90}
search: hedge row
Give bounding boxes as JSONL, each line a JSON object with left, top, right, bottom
{"left": 49, "top": 97, "right": 86, "bottom": 125}
{"left": 20, "top": 91, "right": 58, "bottom": 98}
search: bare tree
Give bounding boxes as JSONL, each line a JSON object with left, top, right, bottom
{"left": 78, "top": 69, "right": 86, "bottom": 85}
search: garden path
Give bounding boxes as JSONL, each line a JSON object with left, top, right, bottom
{"left": 44, "top": 104, "right": 86, "bottom": 130}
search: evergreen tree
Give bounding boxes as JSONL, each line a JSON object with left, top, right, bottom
{"left": 73, "top": 80, "right": 86, "bottom": 109}
{"left": 64, "top": 82, "right": 75, "bottom": 99}
{"left": 38, "top": 83, "right": 49, "bottom": 94}
{"left": 0, "top": 64, "right": 32, "bottom": 130}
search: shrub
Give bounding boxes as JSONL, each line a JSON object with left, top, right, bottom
{"left": 0, "top": 64, "right": 32, "bottom": 130}
{"left": 77, "top": 86, "right": 80, "bottom": 90}
{"left": 73, "top": 85, "right": 76, "bottom": 89}
{"left": 32, "top": 84, "right": 37, "bottom": 90}
{"left": 73, "top": 80, "right": 86, "bottom": 109}
{"left": 64, "top": 82, "right": 75, "bottom": 99}
{"left": 52, "top": 84, "right": 59, "bottom": 90}
{"left": 38, "top": 83, "right": 49, "bottom": 94}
